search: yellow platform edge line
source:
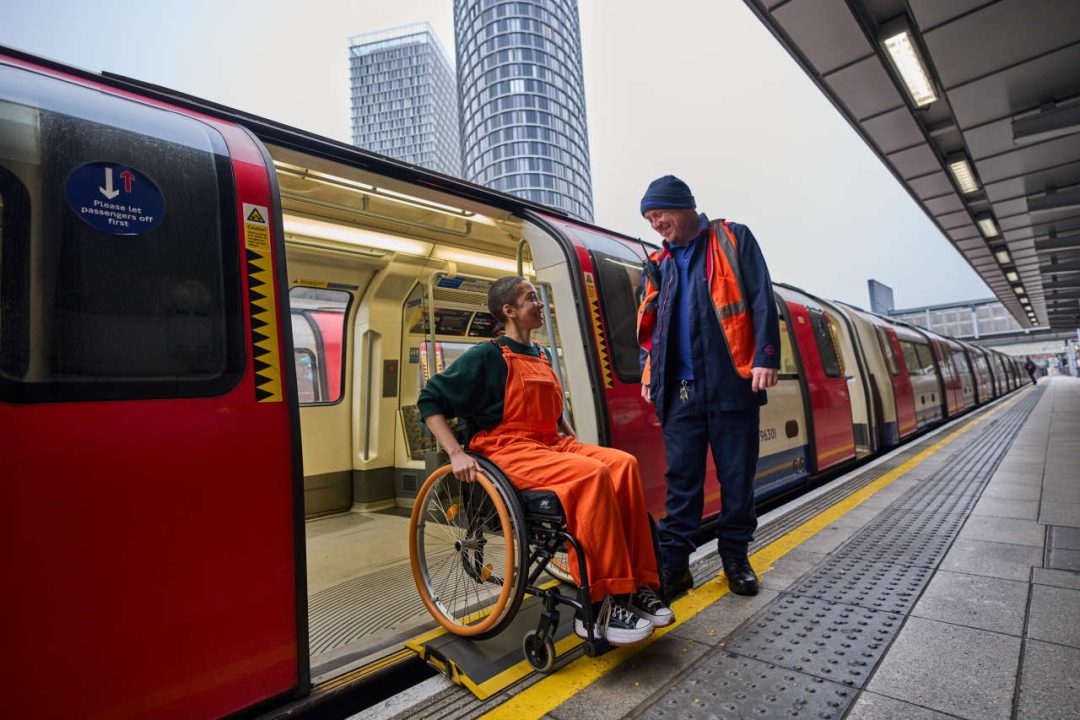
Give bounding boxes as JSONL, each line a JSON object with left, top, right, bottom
{"left": 478, "top": 394, "right": 1021, "bottom": 720}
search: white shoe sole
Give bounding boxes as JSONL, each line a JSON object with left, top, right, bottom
{"left": 574, "top": 617, "right": 654, "bottom": 645}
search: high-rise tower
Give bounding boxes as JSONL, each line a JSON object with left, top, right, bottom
{"left": 349, "top": 23, "right": 461, "bottom": 177}
{"left": 454, "top": 0, "right": 594, "bottom": 221}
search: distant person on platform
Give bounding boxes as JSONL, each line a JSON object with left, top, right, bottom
{"left": 636, "top": 175, "right": 780, "bottom": 599}
{"left": 1025, "top": 357, "right": 1038, "bottom": 384}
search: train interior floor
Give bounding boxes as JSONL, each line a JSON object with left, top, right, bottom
{"left": 364, "top": 376, "right": 1080, "bottom": 720}
{"left": 305, "top": 507, "right": 431, "bottom": 678}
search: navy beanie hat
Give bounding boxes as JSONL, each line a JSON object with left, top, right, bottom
{"left": 640, "top": 175, "right": 696, "bottom": 215}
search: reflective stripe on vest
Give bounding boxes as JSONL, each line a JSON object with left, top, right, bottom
{"left": 706, "top": 221, "right": 755, "bottom": 378}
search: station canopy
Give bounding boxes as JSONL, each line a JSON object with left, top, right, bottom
{"left": 745, "top": 0, "right": 1080, "bottom": 330}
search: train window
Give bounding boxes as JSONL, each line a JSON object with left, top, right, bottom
{"left": 877, "top": 328, "right": 899, "bottom": 375}
{"left": 899, "top": 341, "right": 921, "bottom": 375}
{"left": 952, "top": 349, "right": 970, "bottom": 377}
{"left": 590, "top": 250, "right": 643, "bottom": 383}
{"left": 778, "top": 317, "right": 798, "bottom": 377}
{"left": 825, "top": 313, "right": 846, "bottom": 376}
{"left": 0, "top": 66, "right": 243, "bottom": 402}
{"left": 290, "top": 287, "right": 351, "bottom": 404}
{"left": 913, "top": 343, "right": 936, "bottom": 375}
{"left": 294, "top": 349, "right": 319, "bottom": 404}
{"left": 808, "top": 309, "right": 842, "bottom": 377}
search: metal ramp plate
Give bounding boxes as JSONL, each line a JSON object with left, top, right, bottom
{"left": 406, "top": 594, "right": 581, "bottom": 699}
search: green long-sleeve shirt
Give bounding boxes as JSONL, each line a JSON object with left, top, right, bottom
{"left": 416, "top": 337, "right": 552, "bottom": 430}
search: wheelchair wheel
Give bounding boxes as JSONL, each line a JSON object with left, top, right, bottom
{"left": 409, "top": 460, "right": 527, "bottom": 639}
{"left": 523, "top": 629, "right": 556, "bottom": 673}
{"left": 545, "top": 549, "right": 576, "bottom": 586}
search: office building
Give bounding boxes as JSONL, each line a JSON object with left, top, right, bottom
{"left": 454, "top": 0, "right": 594, "bottom": 221}
{"left": 349, "top": 23, "right": 461, "bottom": 177}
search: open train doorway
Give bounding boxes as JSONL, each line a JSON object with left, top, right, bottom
{"left": 268, "top": 145, "right": 586, "bottom": 682}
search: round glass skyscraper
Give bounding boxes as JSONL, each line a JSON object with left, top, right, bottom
{"left": 455, "top": 0, "right": 594, "bottom": 222}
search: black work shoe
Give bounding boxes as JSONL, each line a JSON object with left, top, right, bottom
{"left": 661, "top": 567, "right": 694, "bottom": 602}
{"left": 720, "top": 553, "right": 759, "bottom": 596}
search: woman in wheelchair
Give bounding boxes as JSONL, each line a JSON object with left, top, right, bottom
{"left": 418, "top": 276, "right": 673, "bottom": 646}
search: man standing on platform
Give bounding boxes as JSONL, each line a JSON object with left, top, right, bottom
{"left": 636, "top": 175, "right": 780, "bottom": 599}
{"left": 1025, "top": 356, "right": 1038, "bottom": 384}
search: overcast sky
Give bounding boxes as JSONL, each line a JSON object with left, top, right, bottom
{"left": 1, "top": 0, "right": 993, "bottom": 309}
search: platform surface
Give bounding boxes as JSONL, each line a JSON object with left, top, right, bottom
{"left": 362, "top": 377, "right": 1080, "bottom": 720}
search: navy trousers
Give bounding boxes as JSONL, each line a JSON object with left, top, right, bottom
{"left": 657, "top": 380, "right": 760, "bottom": 573}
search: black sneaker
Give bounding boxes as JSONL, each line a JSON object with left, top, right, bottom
{"left": 574, "top": 596, "right": 653, "bottom": 645}
{"left": 720, "top": 552, "right": 759, "bottom": 596}
{"left": 661, "top": 567, "right": 694, "bottom": 601}
{"left": 630, "top": 586, "right": 675, "bottom": 627}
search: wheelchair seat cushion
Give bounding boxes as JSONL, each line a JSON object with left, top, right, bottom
{"left": 518, "top": 490, "right": 566, "bottom": 520}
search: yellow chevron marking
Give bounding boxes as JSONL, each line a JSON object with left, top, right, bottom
{"left": 583, "top": 272, "right": 613, "bottom": 388}
{"left": 244, "top": 203, "right": 282, "bottom": 403}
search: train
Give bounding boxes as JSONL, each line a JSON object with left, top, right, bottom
{"left": 0, "top": 46, "right": 1028, "bottom": 719}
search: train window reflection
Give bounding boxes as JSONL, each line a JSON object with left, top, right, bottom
{"left": 294, "top": 348, "right": 319, "bottom": 404}
{"left": 809, "top": 309, "right": 842, "bottom": 378}
{"left": 914, "top": 342, "right": 936, "bottom": 375}
{"left": 290, "top": 287, "right": 351, "bottom": 405}
{"left": 591, "top": 250, "right": 643, "bottom": 383}
{"left": 0, "top": 79, "right": 243, "bottom": 403}
{"left": 778, "top": 317, "right": 799, "bottom": 376}
{"left": 899, "top": 341, "right": 922, "bottom": 376}
{"left": 877, "top": 328, "right": 899, "bottom": 375}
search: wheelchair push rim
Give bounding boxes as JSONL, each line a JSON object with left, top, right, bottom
{"left": 409, "top": 463, "right": 525, "bottom": 638}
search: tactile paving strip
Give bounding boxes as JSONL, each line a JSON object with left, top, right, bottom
{"left": 828, "top": 508, "right": 968, "bottom": 568}
{"left": 787, "top": 559, "right": 932, "bottom": 614}
{"left": 640, "top": 652, "right": 856, "bottom": 720}
{"left": 724, "top": 596, "right": 902, "bottom": 687}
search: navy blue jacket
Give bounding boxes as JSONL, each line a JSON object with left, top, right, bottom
{"left": 642, "top": 215, "right": 780, "bottom": 423}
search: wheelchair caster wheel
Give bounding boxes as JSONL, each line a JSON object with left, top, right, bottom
{"left": 523, "top": 629, "right": 556, "bottom": 673}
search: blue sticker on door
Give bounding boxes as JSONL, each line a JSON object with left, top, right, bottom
{"left": 66, "top": 162, "right": 165, "bottom": 235}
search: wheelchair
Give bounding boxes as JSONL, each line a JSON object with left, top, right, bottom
{"left": 408, "top": 451, "right": 617, "bottom": 672}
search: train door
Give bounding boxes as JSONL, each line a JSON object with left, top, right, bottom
{"left": 838, "top": 305, "right": 898, "bottom": 450}
{"left": 949, "top": 341, "right": 976, "bottom": 410}
{"left": 760, "top": 299, "right": 813, "bottom": 496}
{"left": 264, "top": 153, "right": 604, "bottom": 680}
{"left": 286, "top": 267, "right": 367, "bottom": 518}
{"left": 823, "top": 300, "right": 874, "bottom": 458}
{"left": 965, "top": 345, "right": 991, "bottom": 404}
{"left": 776, "top": 288, "right": 855, "bottom": 473}
{"left": 929, "top": 337, "right": 961, "bottom": 418}
{"left": 530, "top": 215, "right": 670, "bottom": 511}
{"left": 896, "top": 331, "right": 942, "bottom": 428}
{"left": 878, "top": 326, "right": 917, "bottom": 440}
{"left": 0, "top": 59, "right": 304, "bottom": 717}
{"left": 988, "top": 349, "right": 1007, "bottom": 396}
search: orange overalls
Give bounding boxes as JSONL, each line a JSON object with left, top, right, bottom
{"left": 470, "top": 343, "right": 659, "bottom": 601}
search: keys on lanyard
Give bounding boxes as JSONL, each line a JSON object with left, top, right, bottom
{"left": 679, "top": 380, "right": 690, "bottom": 402}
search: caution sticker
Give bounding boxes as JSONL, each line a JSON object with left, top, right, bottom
{"left": 242, "top": 203, "right": 282, "bottom": 402}
{"left": 583, "top": 272, "right": 614, "bottom": 388}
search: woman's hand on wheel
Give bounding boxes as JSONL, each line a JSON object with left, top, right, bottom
{"left": 450, "top": 448, "right": 479, "bottom": 482}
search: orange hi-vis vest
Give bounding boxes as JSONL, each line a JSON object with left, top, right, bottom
{"left": 637, "top": 219, "right": 755, "bottom": 385}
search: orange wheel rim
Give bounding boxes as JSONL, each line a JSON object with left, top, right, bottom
{"left": 408, "top": 464, "right": 516, "bottom": 636}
